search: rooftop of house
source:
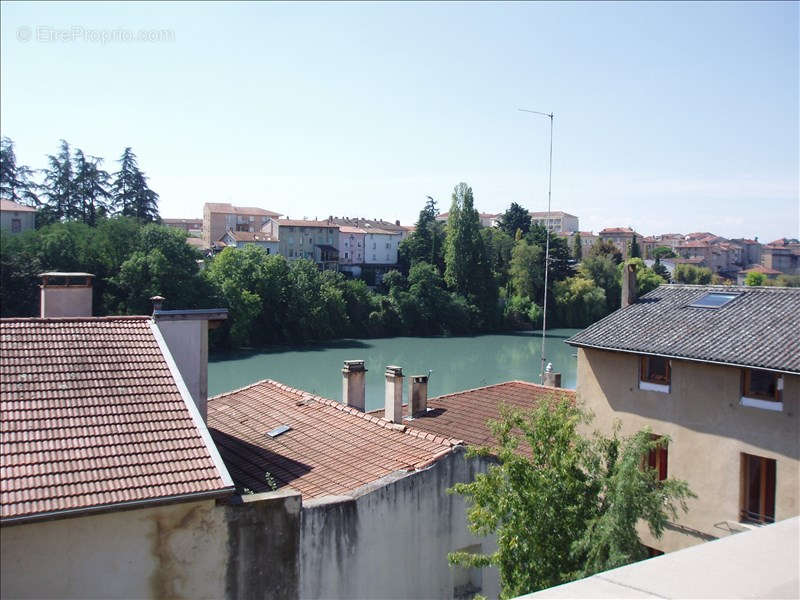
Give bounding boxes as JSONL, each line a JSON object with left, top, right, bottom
{"left": 163, "top": 218, "right": 203, "bottom": 225}
{"left": 0, "top": 199, "right": 37, "bottom": 213}
{"left": 339, "top": 226, "right": 368, "bottom": 234}
{"left": 529, "top": 211, "right": 577, "bottom": 219}
{"left": 0, "top": 316, "right": 233, "bottom": 524}
{"left": 274, "top": 218, "right": 340, "bottom": 228}
{"left": 330, "top": 217, "right": 406, "bottom": 231}
{"left": 743, "top": 264, "right": 782, "bottom": 275}
{"left": 567, "top": 284, "right": 800, "bottom": 375}
{"left": 204, "top": 203, "right": 281, "bottom": 217}
{"left": 599, "top": 227, "right": 637, "bottom": 235}
{"left": 367, "top": 381, "right": 574, "bottom": 449}
{"left": 222, "top": 230, "right": 277, "bottom": 243}
{"left": 186, "top": 236, "right": 206, "bottom": 247}
{"left": 207, "top": 380, "right": 458, "bottom": 499}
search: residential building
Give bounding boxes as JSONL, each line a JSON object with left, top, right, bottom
{"left": 736, "top": 264, "right": 782, "bottom": 285}
{"left": 163, "top": 217, "right": 203, "bottom": 237}
{"left": 262, "top": 217, "right": 340, "bottom": 269}
{"left": 562, "top": 231, "right": 598, "bottom": 256}
{"left": 525, "top": 517, "right": 799, "bottom": 599}
{"left": 566, "top": 284, "right": 800, "bottom": 554}
{"left": 331, "top": 216, "right": 412, "bottom": 242}
{"left": 363, "top": 227, "right": 402, "bottom": 265}
{"left": 203, "top": 202, "right": 281, "bottom": 248}
{"left": 338, "top": 225, "right": 366, "bottom": 276}
{"left": 435, "top": 212, "right": 500, "bottom": 228}
{"left": 598, "top": 227, "right": 642, "bottom": 258}
{"left": 0, "top": 199, "right": 36, "bottom": 233}
{"left": 217, "top": 229, "right": 278, "bottom": 254}
{"left": 730, "top": 238, "right": 762, "bottom": 266}
{"left": 761, "top": 238, "right": 800, "bottom": 275}
{"left": 529, "top": 211, "right": 579, "bottom": 233}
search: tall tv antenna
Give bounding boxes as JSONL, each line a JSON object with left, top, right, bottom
{"left": 518, "top": 108, "right": 554, "bottom": 384}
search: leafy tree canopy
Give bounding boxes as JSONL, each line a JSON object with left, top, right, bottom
{"left": 497, "top": 202, "right": 531, "bottom": 237}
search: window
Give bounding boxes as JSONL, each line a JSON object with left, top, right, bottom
{"left": 741, "top": 369, "right": 783, "bottom": 411}
{"left": 639, "top": 356, "right": 670, "bottom": 392}
{"left": 689, "top": 292, "right": 740, "bottom": 308}
{"left": 740, "top": 453, "right": 775, "bottom": 523}
{"left": 11, "top": 219, "right": 21, "bottom": 232}
{"left": 344, "top": 252, "right": 349, "bottom": 259}
{"left": 646, "top": 434, "right": 668, "bottom": 481}
{"left": 373, "top": 242, "right": 376, "bottom": 249}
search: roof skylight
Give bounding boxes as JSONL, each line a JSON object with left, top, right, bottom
{"left": 267, "top": 425, "right": 292, "bottom": 438}
{"left": 688, "top": 292, "right": 740, "bottom": 309}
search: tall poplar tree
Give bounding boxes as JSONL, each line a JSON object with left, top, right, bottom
{"left": 573, "top": 232, "right": 583, "bottom": 260}
{"left": 0, "top": 137, "right": 39, "bottom": 207}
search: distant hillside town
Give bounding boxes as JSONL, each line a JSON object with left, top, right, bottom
{"left": 154, "top": 202, "right": 800, "bottom": 282}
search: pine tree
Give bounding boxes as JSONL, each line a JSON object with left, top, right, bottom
{"left": 40, "top": 140, "right": 78, "bottom": 223}
{"left": 498, "top": 202, "right": 531, "bottom": 237}
{"left": 73, "top": 150, "right": 111, "bottom": 226}
{"left": 0, "top": 137, "right": 39, "bottom": 207}
{"left": 630, "top": 234, "right": 641, "bottom": 258}
{"left": 111, "top": 147, "right": 160, "bottom": 223}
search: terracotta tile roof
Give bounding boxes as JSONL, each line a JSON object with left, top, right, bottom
{"left": 599, "top": 227, "right": 637, "bottom": 235}
{"left": 339, "top": 226, "right": 368, "bottom": 234}
{"left": 567, "top": 285, "right": 800, "bottom": 374}
{"left": 204, "top": 203, "right": 281, "bottom": 217}
{"left": 0, "top": 317, "right": 233, "bottom": 523}
{"left": 222, "top": 230, "right": 277, "bottom": 243}
{"left": 743, "top": 264, "right": 782, "bottom": 275}
{"left": 186, "top": 237, "right": 205, "bottom": 247}
{"left": 368, "top": 381, "right": 574, "bottom": 449}
{"left": 529, "top": 211, "right": 577, "bottom": 219}
{"left": 163, "top": 218, "right": 202, "bottom": 226}
{"left": 1, "top": 199, "right": 37, "bottom": 212}
{"left": 207, "top": 380, "right": 458, "bottom": 499}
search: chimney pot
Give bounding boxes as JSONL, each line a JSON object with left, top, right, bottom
{"left": 409, "top": 375, "right": 428, "bottom": 416}
{"left": 150, "top": 295, "right": 165, "bottom": 314}
{"left": 384, "top": 366, "right": 404, "bottom": 423}
{"left": 543, "top": 371, "right": 562, "bottom": 388}
{"left": 342, "top": 360, "right": 367, "bottom": 411}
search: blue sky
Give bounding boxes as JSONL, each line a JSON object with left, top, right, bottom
{"left": 1, "top": 1, "right": 797, "bottom": 240}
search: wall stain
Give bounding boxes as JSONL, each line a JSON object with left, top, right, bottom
{"left": 148, "top": 505, "right": 206, "bottom": 599}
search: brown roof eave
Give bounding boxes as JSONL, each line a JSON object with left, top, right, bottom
{"left": 0, "top": 486, "right": 236, "bottom": 528}
{"left": 566, "top": 340, "right": 800, "bottom": 376}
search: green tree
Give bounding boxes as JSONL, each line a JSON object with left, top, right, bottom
{"left": 497, "top": 202, "right": 531, "bottom": 237}
{"left": 0, "top": 137, "right": 39, "bottom": 207}
{"left": 674, "top": 263, "right": 712, "bottom": 285}
{"left": 0, "top": 231, "right": 41, "bottom": 317}
{"left": 572, "top": 233, "right": 582, "bottom": 261}
{"left": 652, "top": 246, "right": 676, "bottom": 259}
{"left": 588, "top": 239, "right": 623, "bottom": 265}
{"left": 397, "top": 196, "right": 445, "bottom": 275}
{"left": 482, "top": 227, "right": 514, "bottom": 288}
{"left": 630, "top": 234, "right": 641, "bottom": 258}
{"left": 509, "top": 239, "right": 543, "bottom": 300}
{"left": 111, "top": 147, "right": 160, "bottom": 223}
{"left": 525, "top": 224, "right": 573, "bottom": 283}
{"left": 579, "top": 254, "right": 620, "bottom": 313}
{"left": 775, "top": 274, "right": 800, "bottom": 287}
{"left": 652, "top": 257, "right": 670, "bottom": 281}
{"left": 449, "top": 398, "right": 694, "bottom": 598}
{"left": 553, "top": 276, "right": 608, "bottom": 327}
{"left": 745, "top": 271, "right": 766, "bottom": 286}
{"left": 73, "top": 149, "right": 111, "bottom": 226}
{"left": 39, "top": 140, "right": 78, "bottom": 224}
{"left": 622, "top": 258, "right": 666, "bottom": 296}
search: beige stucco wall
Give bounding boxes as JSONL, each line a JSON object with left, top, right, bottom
{"left": 1, "top": 500, "right": 228, "bottom": 600}
{"left": 576, "top": 347, "right": 800, "bottom": 553}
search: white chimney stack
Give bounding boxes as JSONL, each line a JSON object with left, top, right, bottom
{"left": 384, "top": 366, "right": 404, "bottom": 423}
{"left": 39, "top": 272, "right": 94, "bottom": 318}
{"left": 342, "top": 360, "right": 367, "bottom": 411}
{"left": 409, "top": 375, "right": 429, "bottom": 416}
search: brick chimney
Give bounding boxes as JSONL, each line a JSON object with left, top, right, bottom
{"left": 408, "top": 375, "right": 429, "bottom": 416}
{"left": 542, "top": 362, "right": 562, "bottom": 388}
{"left": 342, "top": 360, "right": 367, "bottom": 411}
{"left": 384, "top": 366, "right": 404, "bottom": 424}
{"left": 621, "top": 261, "right": 637, "bottom": 308}
{"left": 39, "top": 272, "right": 94, "bottom": 317}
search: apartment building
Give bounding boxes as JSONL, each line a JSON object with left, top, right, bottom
{"left": 529, "top": 211, "right": 579, "bottom": 233}
{"left": 567, "top": 283, "right": 799, "bottom": 554}
{"left": 163, "top": 218, "right": 203, "bottom": 236}
{"left": 435, "top": 212, "right": 500, "bottom": 228}
{"left": 562, "top": 231, "right": 598, "bottom": 256}
{"left": 262, "top": 217, "right": 340, "bottom": 269}
{"left": 203, "top": 203, "right": 281, "bottom": 247}
{"left": 598, "top": 227, "right": 642, "bottom": 258}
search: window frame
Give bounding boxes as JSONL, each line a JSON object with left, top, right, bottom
{"left": 646, "top": 434, "right": 668, "bottom": 481}
{"left": 740, "top": 369, "right": 783, "bottom": 412}
{"left": 639, "top": 355, "right": 671, "bottom": 393}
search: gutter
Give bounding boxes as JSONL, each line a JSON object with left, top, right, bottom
{"left": 1, "top": 487, "right": 234, "bottom": 527}
{"left": 566, "top": 340, "right": 800, "bottom": 377}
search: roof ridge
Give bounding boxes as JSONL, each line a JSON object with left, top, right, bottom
{"left": 429, "top": 379, "right": 572, "bottom": 403}
{"left": 0, "top": 315, "right": 152, "bottom": 323}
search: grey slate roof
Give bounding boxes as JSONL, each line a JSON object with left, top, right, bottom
{"left": 566, "top": 285, "right": 800, "bottom": 374}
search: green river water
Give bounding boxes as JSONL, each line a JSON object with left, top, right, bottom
{"left": 209, "top": 328, "right": 580, "bottom": 412}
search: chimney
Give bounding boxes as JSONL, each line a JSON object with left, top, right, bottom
{"left": 409, "top": 375, "right": 428, "bottom": 415}
{"left": 621, "top": 261, "right": 637, "bottom": 308}
{"left": 395, "top": 220, "right": 400, "bottom": 226}
{"left": 39, "top": 272, "right": 94, "bottom": 318}
{"left": 153, "top": 306, "right": 228, "bottom": 422}
{"left": 542, "top": 362, "right": 562, "bottom": 388}
{"left": 150, "top": 295, "right": 165, "bottom": 313}
{"left": 384, "top": 366, "right": 404, "bottom": 424}
{"left": 342, "top": 360, "right": 367, "bottom": 411}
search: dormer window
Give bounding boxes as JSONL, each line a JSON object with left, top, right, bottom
{"left": 639, "top": 356, "right": 670, "bottom": 393}
{"left": 740, "top": 369, "right": 783, "bottom": 412}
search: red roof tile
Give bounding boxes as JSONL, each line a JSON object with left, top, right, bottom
{"left": 0, "top": 317, "right": 232, "bottom": 522}
{"left": 207, "top": 380, "right": 457, "bottom": 499}
{"left": 368, "top": 381, "right": 575, "bottom": 449}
